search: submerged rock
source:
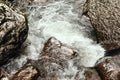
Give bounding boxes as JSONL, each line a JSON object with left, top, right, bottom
{"left": 96, "top": 55, "right": 120, "bottom": 80}
{"left": 0, "top": 3, "right": 28, "bottom": 65}
{"left": 83, "top": 0, "right": 120, "bottom": 51}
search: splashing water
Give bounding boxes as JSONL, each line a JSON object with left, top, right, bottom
{"left": 3, "top": 0, "right": 105, "bottom": 76}
{"left": 27, "top": 0, "right": 105, "bottom": 67}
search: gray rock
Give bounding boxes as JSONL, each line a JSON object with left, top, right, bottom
{"left": 0, "top": 3, "right": 28, "bottom": 65}
{"left": 83, "top": 0, "right": 120, "bottom": 51}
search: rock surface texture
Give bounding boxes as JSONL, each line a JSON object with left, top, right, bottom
{"left": 36, "top": 37, "right": 77, "bottom": 80}
{"left": 96, "top": 55, "right": 120, "bottom": 80}
{"left": 83, "top": 0, "right": 120, "bottom": 51}
{"left": 12, "top": 65, "right": 38, "bottom": 80}
{"left": 0, "top": 3, "right": 28, "bottom": 65}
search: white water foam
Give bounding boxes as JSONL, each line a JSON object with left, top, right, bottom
{"left": 27, "top": 0, "right": 105, "bottom": 67}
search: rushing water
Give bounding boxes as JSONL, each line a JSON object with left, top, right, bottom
{"left": 3, "top": 0, "right": 105, "bottom": 77}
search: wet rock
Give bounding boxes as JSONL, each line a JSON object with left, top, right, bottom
{"left": 12, "top": 65, "right": 38, "bottom": 80}
{"left": 83, "top": 0, "right": 120, "bottom": 51}
{"left": 0, "top": 3, "right": 28, "bottom": 65}
{"left": 74, "top": 68, "right": 101, "bottom": 80}
{"left": 96, "top": 56, "right": 120, "bottom": 80}
{"left": 37, "top": 37, "right": 78, "bottom": 79}
{"left": 84, "top": 68, "right": 101, "bottom": 80}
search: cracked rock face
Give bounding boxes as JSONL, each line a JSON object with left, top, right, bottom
{"left": 0, "top": 3, "right": 28, "bottom": 65}
{"left": 83, "top": 0, "right": 120, "bottom": 51}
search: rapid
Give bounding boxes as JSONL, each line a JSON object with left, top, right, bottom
{"left": 3, "top": 0, "right": 105, "bottom": 79}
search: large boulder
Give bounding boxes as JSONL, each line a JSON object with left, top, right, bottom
{"left": 83, "top": 0, "right": 120, "bottom": 51}
{"left": 36, "top": 37, "right": 77, "bottom": 80}
{"left": 0, "top": 3, "right": 28, "bottom": 65}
